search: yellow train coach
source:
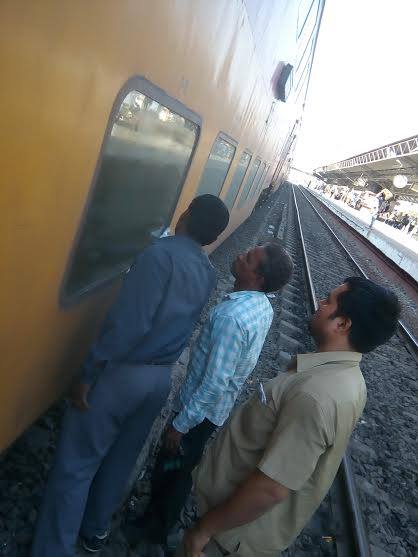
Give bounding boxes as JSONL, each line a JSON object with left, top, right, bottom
{"left": 0, "top": 0, "right": 324, "bottom": 450}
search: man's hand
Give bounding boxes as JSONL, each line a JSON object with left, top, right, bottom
{"left": 183, "top": 522, "right": 210, "bottom": 557}
{"left": 164, "top": 425, "right": 183, "bottom": 453}
{"left": 68, "top": 381, "right": 91, "bottom": 411}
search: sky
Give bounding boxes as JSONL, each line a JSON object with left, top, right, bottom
{"left": 293, "top": 0, "right": 418, "bottom": 171}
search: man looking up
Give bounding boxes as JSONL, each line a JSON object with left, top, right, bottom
{"left": 177, "top": 277, "right": 400, "bottom": 557}
{"left": 31, "top": 194, "right": 230, "bottom": 557}
{"left": 131, "top": 242, "right": 293, "bottom": 551}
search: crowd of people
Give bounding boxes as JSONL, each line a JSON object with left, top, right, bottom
{"left": 30, "top": 194, "right": 401, "bottom": 557}
{"left": 315, "top": 183, "right": 418, "bottom": 237}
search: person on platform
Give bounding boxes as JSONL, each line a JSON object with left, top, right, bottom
{"left": 30, "top": 194, "right": 230, "bottom": 557}
{"left": 176, "top": 277, "right": 400, "bottom": 557}
{"left": 128, "top": 242, "right": 293, "bottom": 551}
{"left": 401, "top": 214, "right": 411, "bottom": 232}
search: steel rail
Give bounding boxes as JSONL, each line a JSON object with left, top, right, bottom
{"left": 291, "top": 185, "right": 372, "bottom": 557}
{"left": 298, "top": 186, "right": 418, "bottom": 354}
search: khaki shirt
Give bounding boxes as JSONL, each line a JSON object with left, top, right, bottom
{"left": 193, "top": 351, "right": 366, "bottom": 557}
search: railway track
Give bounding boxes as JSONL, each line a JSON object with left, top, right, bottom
{"left": 282, "top": 185, "right": 417, "bottom": 557}
{"left": 70, "top": 185, "right": 418, "bottom": 556}
{"left": 301, "top": 187, "right": 418, "bottom": 341}
{"left": 3, "top": 183, "right": 415, "bottom": 557}
{"left": 169, "top": 182, "right": 417, "bottom": 557}
{"left": 88, "top": 186, "right": 418, "bottom": 557}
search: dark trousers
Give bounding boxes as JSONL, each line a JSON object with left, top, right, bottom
{"left": 31, "top": 363, "right": 171, "bottom": 557}
{"left": 147, "top": 418, "right": 217, "bottom": 540}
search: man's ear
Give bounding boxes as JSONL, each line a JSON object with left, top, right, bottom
{"left": 336, "top": 315, "right": 352, "bottom": 334}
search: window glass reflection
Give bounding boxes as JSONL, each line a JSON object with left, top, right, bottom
{"left": 237, "top": 158, "right": 261, "bottom": 208}
{"left": 224, "top": 151, "right": 252, "bottom": 209}
{"left": 64, "top": 90, "right": 199, "bottom": 300}
{"left": 197, "top": 137, "right": 236, "bottom": 197}
{"left": 250, "top": 162, "right": 266, "bottom": 200}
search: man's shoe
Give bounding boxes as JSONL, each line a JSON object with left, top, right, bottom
{"left": 81, "top": 532, "right": 109, "bottom": 553}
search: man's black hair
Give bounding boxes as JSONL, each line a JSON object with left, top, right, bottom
{"left": 187, "top": 194, "right": 229, "bottom": 246}
{"left": 258, "top": 241, "right": 293, "bottom": 293}
{"left": 333, "top": 276, "right": 401, "bottom": 353}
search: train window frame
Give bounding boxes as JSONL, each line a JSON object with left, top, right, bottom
{"left": 246, "top": 160, "right": 265, "bottom": 201}
{"left": 196, "top": 132, "right": 237, "bottom": 198}
{"left": 237, "top": 157, "right": 262, "bottom": 208}
{"left": 60, "top": 76, "right": 202, "bottom": 308}
{"left": 249, "top": 161, "right": 267, "bottom": 200}
{"left": 252, "top": 162, "right": 270, "bottom": 200}
{"left": 224, "top": 149, "right": 253, "bottom": 210}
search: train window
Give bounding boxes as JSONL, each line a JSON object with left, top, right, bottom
{"left": 197, "top": 135, "right": 236, "bottom": 197}
{"left": 260, "top": 164, "right": 271, "bottom": 196}
{"left": 265, "top": 164, "right": 271, "bottom": 187}
{"left": 62, "top": 81, "right": 200, "bottom": 302}
{"left": 224, "top": 151, "right": 252, "bottom": 209}
{"left": 253, "top": 163, "right": 269, "bottom": 199}
{"left": 250, "top": 162, "right": 266, "bottom": 199}
{"left": 237, "top": 158, "right": 261, "bottom": 208}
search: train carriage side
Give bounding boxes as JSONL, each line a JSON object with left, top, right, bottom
{"left": 0, "top": 0, "right": 324, "bottom": 450}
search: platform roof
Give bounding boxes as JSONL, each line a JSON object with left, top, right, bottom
{"left": 314, "top": 135, "right": 418, "bottom": 201}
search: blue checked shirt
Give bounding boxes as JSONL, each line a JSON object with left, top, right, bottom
{"left": 173, "top": 291, "right": 273, "bottom": 433}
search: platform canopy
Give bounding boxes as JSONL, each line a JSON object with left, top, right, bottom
{"left": 314, "top": 135, "right": 418, "bottom": 201}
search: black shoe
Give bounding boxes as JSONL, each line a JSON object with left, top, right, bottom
{"left": 81, "top": 532, "right": 109, "bottom": 553}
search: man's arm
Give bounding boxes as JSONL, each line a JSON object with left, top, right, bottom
{"left": 184, "top": 470, "right": 288, "bottom": 556}
{"left": 80, "top": 246, "right": 171, "bottom": 384}
{"left": 184, "top": 393, "right": 330, "bottom": 555}
{"left": 171, "top": 315, "right": 244, "bottom": 436}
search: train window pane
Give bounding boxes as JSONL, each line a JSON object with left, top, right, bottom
{"left": 197, "top": 136, "right": 236, "bottom": 196}
{"left": 237, "top": 158, "right": 261, "bottom": 208}
{"left": 250, "top": 162, "right": 266, "bottom": 199}
{"left": 251, "top": 162, "right": 267, "bottom": 199}
{"left": 224, "top": 151, "right": 252, "bottom": 209}
{"left": 63, "top": 89, "right": 199, "bottom": 300}
{"left": 259, "top": 164, "right": 271, "bottom": 196}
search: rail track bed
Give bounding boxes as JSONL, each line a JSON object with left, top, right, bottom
{"left": 289, "top": 185, "right": 417, "bottom": 557}
{"left": 0, "top": 184, "right": 416, "bottom": 557}
{"left": 303, "top": 188, "right": 418, "bottom": 339}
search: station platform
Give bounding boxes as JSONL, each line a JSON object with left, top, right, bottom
{"left": 306, "top": 188, "right": 418, "bottom": 282}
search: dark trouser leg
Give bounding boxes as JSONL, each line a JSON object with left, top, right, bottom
{"left": 80, "top": 366, "right": 170, "bottom": 537}
{"left": 30, "top": 363, "right": 171, "bottom": 557}
{"left": 149, "top": 419, "right": 217, "bottom": 540}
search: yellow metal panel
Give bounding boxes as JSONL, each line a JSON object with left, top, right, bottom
{"left": 0, "top": 0, "right": 305, "bottom": 448}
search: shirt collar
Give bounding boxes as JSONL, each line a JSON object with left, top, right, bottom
{"left": 223, "top": 290, "right": 267, "bottom": 301}
{"left": 161, "top": 234, "right": 203, "bottom": 251}
{"left": 297, "top": 351, "right": 362, "bottom": 372}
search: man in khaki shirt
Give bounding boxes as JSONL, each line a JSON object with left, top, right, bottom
{"left": 176, "top": 277, "right": 400, "bottom": 557}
